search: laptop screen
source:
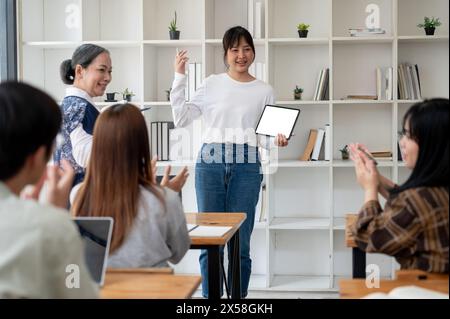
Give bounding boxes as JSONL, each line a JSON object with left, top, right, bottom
{"left": 73, "top": 217, "right": 113, "bottom": 286}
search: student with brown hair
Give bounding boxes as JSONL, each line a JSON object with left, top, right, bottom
{"left": 72, "top": 103, "right": 190, "bottom": 268}
{"left": 349, "top": 98, "right": 449, "bottom": 273}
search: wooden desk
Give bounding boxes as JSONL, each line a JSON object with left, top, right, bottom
{"left": 395, "top": 269, "right": 449, "bottom": 281}
{"left": 345, "top": 213, "right": 366, "bottom": 279}
{"left": 186, "top": 212, "right": 246, "bottom": 300}
{"left": 339, "top": 278, "right": 449, "bottom": 299}
{"left": 101, "top": 271, "right": 201, "bottom": 299}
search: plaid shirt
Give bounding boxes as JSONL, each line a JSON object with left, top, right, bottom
{"left": 351, "top": 187, "right": 449, "bottom": 273}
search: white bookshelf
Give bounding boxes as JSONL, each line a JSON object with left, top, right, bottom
{"left": 17, "top": 0, "right": 449, "bottom": 293}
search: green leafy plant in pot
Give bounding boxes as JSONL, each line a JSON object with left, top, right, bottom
{"left": 339, "top": 145, "right": 350, "bottom": 160}
{"left": 417, "top": 16, "right": 441, "bottom": 36}
{"left": 169, "top": 11, "right": 180, "bottom": 40}
{"left": 297, "top": 23, "right": 310, "bottom": 38}
{"left": 294, "top": 85, "right": 304, "bottom": 100}
{"left": 122, "top": 88, "right": 135, "bottom": 102}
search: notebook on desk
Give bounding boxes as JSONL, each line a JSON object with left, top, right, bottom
{"left": 73, "top": 217, "right": 113, "bottom": 286}
{"left": 187, "top": 224, "right": 232, "bottom": 237}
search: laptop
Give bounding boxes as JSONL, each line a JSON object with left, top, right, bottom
{"left": 73, "top": 217, "right": 113, "bottom": 286}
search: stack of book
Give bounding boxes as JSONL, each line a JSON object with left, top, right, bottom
{"left": 371, "top": 151, "right": 393, "bottom": 161}
{"left": 313, "top": 68, "right": 329, "bottom": 101}
{"left": 398, "top": 63, "right": 422, "bottom": 100}
{"left": 300, "top": 124, "right": 331, "bottom": 161}
{"left": 151, "top": 121, "right": 175, "bottom": 161}
{"left": 344, "top": 95, "right": 378, "bottom": 100}
{"left": 185, "top": 63, "right": 202, "bottom": 101}
{"left": 348, "top": 28, "right": 386, "bottom": 37}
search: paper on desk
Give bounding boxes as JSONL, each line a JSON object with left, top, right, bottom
{"left": 186, "top": 224, "right": 197, "bottom": 232}
{"left": 188, "top": 225, "right": 232, "bottom": 237}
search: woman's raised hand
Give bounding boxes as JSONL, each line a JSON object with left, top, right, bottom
{"left": 174, "top": 49, "right": 189, "bottom": 75}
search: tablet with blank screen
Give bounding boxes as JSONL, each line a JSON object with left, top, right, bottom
{"left": 255, "top": 105, "right": 300, "bottom": 139}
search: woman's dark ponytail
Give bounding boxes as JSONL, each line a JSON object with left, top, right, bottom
{"left": 60, "top": 59, "right": 75, "bottom": 85}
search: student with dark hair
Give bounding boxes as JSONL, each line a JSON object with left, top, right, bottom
{"left": 72, "top": 103, "right": 190, "bottom": 268}
{"left": 0, "top": 82, "right": 98, "bottom": 298}
{"left": 349, "top": 98, "right": 449, "bottom": 273}
{"left": 55, "top": 43, "right": 112, "bottom": 186}
{"left": 170, "top": 26, "right": 288, "bottom": 298}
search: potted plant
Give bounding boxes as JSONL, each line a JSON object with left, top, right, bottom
{"left": 169, "top": 11, "right": 180, "bottom": 40}
{"left": 294, "top": 86, "right": 304, "bottom": 100}
{"left": 339, "top": 145, "right": 350, "bottom": 160}
{"left": 417, "top": 16, "right": 441, "bottom": 36}
{"left": 165, "top": 88, "right": 172, "bottom": 101}
{"left": 297, "top": 23, "right": 310, "bottom": 38}
{"left": 122, "top": 88, "right": 135, "bottom": 102}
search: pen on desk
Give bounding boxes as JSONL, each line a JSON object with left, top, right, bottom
{"left": 358, "top": 147, "right": 378, "bottom": 166}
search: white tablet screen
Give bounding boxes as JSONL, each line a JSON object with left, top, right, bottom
{"left": 255, "top": 105, "right": 300, "bottom": 138}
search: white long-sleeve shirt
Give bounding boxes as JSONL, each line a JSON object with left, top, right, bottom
{"left": 170, "top": 72, "right": 276, "bottom": 149}
{"left": 66, "top": 87, "right": 94, "bottom": 168}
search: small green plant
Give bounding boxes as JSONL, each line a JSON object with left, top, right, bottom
{"left": 165, "top": 88, "right": 172, "bottom": 101}
{"left": 297, "top": 23, "right": 310, "bottom": 31}
{"left": 294, "top": 86, "right": 304, "bottom": 94}
{"left": 339, "top": 145, "right": 350, "bottom": 160}
{"left": 122, "top": 88, "right": 135, "bottom": 101}
{"left": 169, "top": 11, "right": 178, "bottom": 32}
{"left": 294, "top": 85, "right": 303, "bottom": 100}
{"left": 417, "top": 16, "right": 442, "bottom": 29}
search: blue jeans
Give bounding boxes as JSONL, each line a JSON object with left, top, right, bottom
{"left": 195, "top": 143, "right": 263, "bottom": 298}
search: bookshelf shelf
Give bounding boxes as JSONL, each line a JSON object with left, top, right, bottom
{"left": 276, "top": 100, "right": 330, "bottom": 105}
{"left": 268, "top": 38, "right": 329, "bottom": 45}
{"left": 17, "top": 0, "right": 448, "bottom": 294}
{"left": 332, "top": 160, "right": 394, "bottom": 168}
{"left": 270, "top": 275, "right": 332, "bottom": 291}
{"left": 333, "top": 218, "right": 346, "bottom": 230}
{"left": 332, "top": 36, "right": 395, "bottom": 44}
{"left": 269, "top": 160, "right": 330, "bottom": 168}
{"left": 398, "top": 35, "right": 449, "bottom": 43}
{"left": 269, "top": 217, "right": 331, "bottom": 230}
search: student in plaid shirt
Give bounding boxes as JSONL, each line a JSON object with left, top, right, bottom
{"left": 349, "top": 98, "right": 448, "bottom": 273}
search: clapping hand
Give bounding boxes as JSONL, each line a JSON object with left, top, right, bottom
{"left": 22, "top": 159, "right": 75, "bottom": 209}
{"left": 150, "top": 155, "right": 189, "bottom": 193}
{"left": 348, "top": 143, "right": 379, "bottom": 192}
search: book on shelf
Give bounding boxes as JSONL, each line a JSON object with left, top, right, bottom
{"left": 398, "top": 63, "right": 421, "bottom": 100}
{"left": 254, "top": 1, "right": 262, "bottom": 39}
{"left": 349, "top": 28, "right": 386, "bottom": 37}
{"left": 300, "top": 129, "right": 318, "bottom": 161}
{"left": 313, "top": 68, "right": 329, "bottom": 101}
{"left": 247, "top": 0, "right": 254, "bottom": 37}
{"left": 376, "top": 66, "right": 394, "bottom": 100}
{"left": 311, "top": 128, "right": 325, "bottom": 161}
{"left": 370, "top": 151, "right": 392, "bottom": 158}
{"left": 324, "top": 124, "right": 331, "bottom": 161}
{"left": 345, "top": 95, "right": 378, "bottom": 100}
{"left": 151, "top": 121, "right": 174, "bottom": 161}
{"left": 255, "top": 62, "right": 265, "bottom": 81}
